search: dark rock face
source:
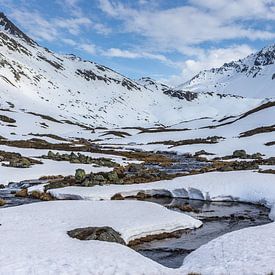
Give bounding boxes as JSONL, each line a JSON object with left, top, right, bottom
{"left": 254, "top": 45, "right": 275, "bottom": 66}
{"left": 67, "top": 226, "right": 126, "bottom": 245}
{"left": 75, "top": 69, "right": 141, "bottom": 91}
{"left": 164, "top": 90, "right": 198, "bottom": 101}
{"left": 0, "top": 12, "right": 35, "bottom": 45}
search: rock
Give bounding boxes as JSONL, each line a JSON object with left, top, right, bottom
{"left": 128, "top": 164, "right": 142, "bottom": 173}
{"left": 30, "top": 191, "right": 42, "bottom": 199}
{"left": 179, "top": 204, "right": 195, "bottom": 212}
{"left": 232, "top": 150, "right": 247, "bottom": 159}
{"left": 67, "top": 226, "right": 126, "bottom": 245}
{"left": 0, "top": 198, "right": 6, "bottom": 206}
{"left": 29, "top": 191, "right": 52, "bottom": 201}
{"left": 39, "top": 192, "right": 53, "bottom": 201}
{"left": 47, "top": 150, "right": 55, "bottom": 158}
{"left": 107, "top": 171, "right": 119, "bottom": 182}
{"left": 15, "top": 188, "right": 28, "bottom": 197}
{"left": 111, "top": 193, "right": 125, "bottom": 200}
{"left": 219, "top": 165, "right": 234, "bottom": 172}
{"left": 75, "top": 169, "right": 86, "bottom": 182}
{"left": 82, "top": 179, "right": 95, "bottom": 187}
{"left": 7, "top": 158, "right": 31, "bottom": 168}
{"left": 93, "top": 174, "right": 106, "bottom": 184}
{"left": 251, "top": 152, "right": 263, "bottom": 159}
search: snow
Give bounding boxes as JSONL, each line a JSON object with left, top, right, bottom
{"left": 0, "top": 159, "right": 112, "bottom": 185}
{"left": 96, "top": 100, "right": 275, "bottom": 159}
{"left": 180, "top": 222, "right": 275, "bottom": 275}
{"left": 0, "top": 145, "right": 138, "bottom": 185}
{"left": 0, "top": 200, "right": 201, "bottom": 274}
{"left": 0, "top": 20, "right": 262, "bottom": 128}
{"left": 48, "top": 171, "right": 275, "bottom": 274}
{"left": 1, "top": 15, "right": 275, "bottom": 275}
{"left": 178, "top": 44, "right": 275, "bottom": 98}
{"left": 49, "top": 171, "right": 275, "bottom": 209}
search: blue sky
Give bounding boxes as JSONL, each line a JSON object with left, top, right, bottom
{"left": 1, "top": 0, "right": 274, "bottom": 85}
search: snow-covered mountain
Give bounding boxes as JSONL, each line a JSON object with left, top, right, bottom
{"left": 178, "top": 44, "right": 275, "bottom": 98}
{"left": 0, "top": 13, "right": 263, "bottom": 127}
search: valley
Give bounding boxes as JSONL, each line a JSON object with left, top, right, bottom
{"left": 0, "top": 11, "right": 274, "bottom": 275}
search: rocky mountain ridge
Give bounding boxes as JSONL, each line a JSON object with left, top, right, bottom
{"left": 179, "top": 44, "right": 275, "bottom": 98}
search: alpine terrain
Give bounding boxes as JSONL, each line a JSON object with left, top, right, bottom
{"left": 0, "top": 11, "right": 275, "bottom": 275}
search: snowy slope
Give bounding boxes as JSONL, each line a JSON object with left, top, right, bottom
{"left": 0, "top": 13, "right": 262, "bottom": 128}
{"left": 179, "top": 44, "right": 275, "bottom": 98}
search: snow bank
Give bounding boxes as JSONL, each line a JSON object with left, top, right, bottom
{"left": 0, "top": 200, "right": 201, "bottom": 274}
{"left": 50, "top": 171, "right": 275, "bottom": 210}
{"left": 180, "top": 221, "right": 275, "bottom": 275}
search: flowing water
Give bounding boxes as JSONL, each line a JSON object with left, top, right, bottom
{"left": 131, "top": 197, "right": 271, "bottom": 268}
{"left": 0, "top": 152, "right": 271, "bottom": 269}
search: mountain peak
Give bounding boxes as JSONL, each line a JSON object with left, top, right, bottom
{"left": 254, "top": 43, "right": 275, "bottom": 66}
{"left": 178, "top": 43, "right": 275, "bottom": 98}
{"left": 0, "top": 12, "right": 35, "bottom": 45}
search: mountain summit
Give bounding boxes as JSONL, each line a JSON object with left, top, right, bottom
{"left": 178, "top": 44, "right": 275, "bottom": 98}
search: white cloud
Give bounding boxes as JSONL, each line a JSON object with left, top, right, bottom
{"left": 102, "top": 48, "right": 169, "bottom": 62}
{"left": 62, "top": 38, "right": 77, "bottom": 46}
{"left": 79, "top": 43, "right": 97, "bottom": 55}
{"left": 98, "top": 0, "right": 275, "bottom": 53}
{"left": 57, "top": 0, "right": 84, "bottom": 17}
{"left": 54, "top": 17, "right": 92, "bottom": 35}
{"left": 10, "top": 10, "right": 59, "bottom": 42}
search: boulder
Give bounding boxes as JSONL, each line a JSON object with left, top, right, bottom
{"left": 232, "top": 150, "right": 247, "bottom": 159}
{"left": 67, "top": 226, "right": 126, "bottom": 245}
{"left": 15, "top": 188, "right": 28, "bottom": 197}
{"left": 47, "top": 150, "right": 55, "bottom": 158}
{"left": 0, "top": 198, "right": 6, "bottom": 206}
{"left": 75, "top": 169, "right": 86, "bottom": 182}
{"left": 107, "top": 171, "right": 119, "bottom": 182}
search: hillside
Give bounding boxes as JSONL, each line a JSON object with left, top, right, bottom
{"left": 178, "top": 44, "right": 275, "bottom": 98}
{"left": 0, "top": 13, "right": 261, "bottom": 129}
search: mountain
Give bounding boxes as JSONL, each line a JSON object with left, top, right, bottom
{"left": 0, "top": 13, "right": 262, "bottom": 128}
{"left": 178, "top": 44, "right": 275, "bottom": 98}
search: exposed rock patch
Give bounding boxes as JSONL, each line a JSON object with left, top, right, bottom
{"left": 67, "top": 226, "right": 126, "bottom": 245}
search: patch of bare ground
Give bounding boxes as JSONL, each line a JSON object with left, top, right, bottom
{"left": 0, "top": 138, "right": 175, "bottom": 166}
{"left": 100, "top": 130, "right": 131, "bottom": 138}
{"left": 265, "top": 141, "right": 275, "bottom": 146}
{"left": 201, "top": 101, "right": 275, "bottom": 129}
{"left": 239, "top": 125, "right": 275, "bottom": 137}
{"left": 138, "top": 127, "right": 190, "bottom": 134}
{"left": 61, "top": 119, "right": 94, "bottom": 130}
{"left": 0, "top": 150, "right": 42, "bottom": 168}
{"left": 0, "top": 114, "right": 16, "bottom": 123}
{"left": 148, "top": 136, "right": 223, "bottom": 148}
{"left": 258, "top": 169, "right": 275, "bottom": 174}
{"left": 26, "top": 111, "right": 62, "bottom": 124}
{"left": 29, "top": 133, "right": 68, "bottom": 142}
{"left": 42, "top": 151, "right": 119, "bottom": 167}
{"left": 128, "top": 229, "right": 190, "bottom": 247}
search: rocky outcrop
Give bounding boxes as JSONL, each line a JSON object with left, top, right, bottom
{"left": 67, "top": 226, "right": 126, "bottom": 245}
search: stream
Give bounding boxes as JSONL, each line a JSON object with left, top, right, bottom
{"left": 131, "top": 197, "right": 271, "bottom": 268}
{"left": 0, "top": 152, "right": 272, "bottom": 269}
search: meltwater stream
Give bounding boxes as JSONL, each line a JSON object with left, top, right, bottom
{"left": 131, "top": 197, "right": 271, "bottom": 268}
{"left": 0, "top": 152, "right": 271, "bottom": 269}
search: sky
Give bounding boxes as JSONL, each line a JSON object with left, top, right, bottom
{"left": 0, "top": 0, "right": 275, "bottom": 86}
